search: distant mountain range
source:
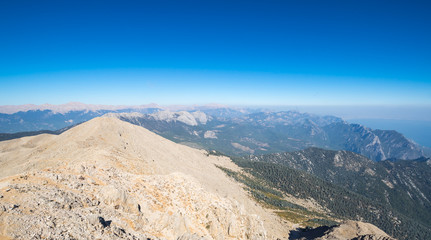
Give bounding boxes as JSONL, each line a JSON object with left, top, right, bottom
{"left": 350, "top": 118, "right": 431, "bottom": 149}
{"left": 0, "top": 104, "right": 428, "bottom": 161}
{"left": 114, "top": 110, "right": 427, "bottom": 161}
{"left": 0, "top": 102, "right": 160, "bottom": 114}
{"left": 0, "top": 102, "right": 235, "bottom": 114}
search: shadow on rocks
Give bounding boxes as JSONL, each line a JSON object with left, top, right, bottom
{"left": 98, "top": 216, "right": 112, "bottom": 228}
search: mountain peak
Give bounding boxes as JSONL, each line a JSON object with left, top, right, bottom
{"left": 0, "top": 116, "right": 289, "bottom": 239}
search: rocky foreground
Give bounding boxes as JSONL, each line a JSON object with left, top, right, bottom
{"left": 0, "top": 117, "right": 394, "bottom": 239}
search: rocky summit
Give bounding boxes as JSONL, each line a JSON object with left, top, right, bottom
{"left": 0, "top": 117, "right": 393, "bottom": 239}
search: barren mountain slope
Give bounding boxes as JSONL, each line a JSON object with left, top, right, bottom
{"left": 0, "top": 116, "right": 291, "bottom": 239}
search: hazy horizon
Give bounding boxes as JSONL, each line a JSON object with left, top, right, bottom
{"left": 2, "top": 101, "right": 431, "bottom": 121}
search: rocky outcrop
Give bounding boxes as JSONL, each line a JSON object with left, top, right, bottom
{"left": 290, "top": 221, "right": 395, "bottom": 240}
{"left": 149, "top": 111, "right": 210, "bottom": 126}
{"left": 0, "top": 166, "right": 266, "bottom": 239}
{"left": 319, "top": 221, "right": 395, "bottom": 240}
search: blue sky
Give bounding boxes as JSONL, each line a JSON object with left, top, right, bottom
{"left": 1, "top": 1, "right": 430, "bottom": 109}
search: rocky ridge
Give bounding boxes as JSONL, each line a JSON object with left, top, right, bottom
{"left": 0, "top": 117, "right": 284, "bottom": 239}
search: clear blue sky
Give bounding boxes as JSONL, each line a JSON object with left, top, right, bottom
{"left": 1, "top": 0, "right": 430, "bottom": 107}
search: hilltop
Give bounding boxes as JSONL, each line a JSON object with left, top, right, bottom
{"left": 0, "top": 117, "right": 284, "bottom": 239}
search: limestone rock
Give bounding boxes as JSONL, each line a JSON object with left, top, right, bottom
{"left": 290, "top": 220, "right": 396, "bottom": 240}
